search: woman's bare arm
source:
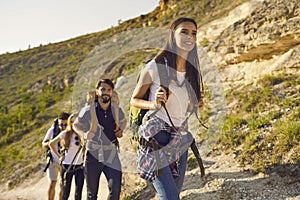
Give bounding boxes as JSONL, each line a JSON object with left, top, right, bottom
{"left": 130, "top": 69, "right": 168, "bottom": 110}
{"left": 49, "top": 136, "right": 63, "bottom": 160}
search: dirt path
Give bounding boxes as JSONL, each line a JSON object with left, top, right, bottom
{"left": 1, "top": 151, "right": 299, "bottom": 200}
{"left": 0, "top": 172, "right": 109, "bottom": 200}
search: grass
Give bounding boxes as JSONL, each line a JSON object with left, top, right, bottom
{"left": 274, "top": 119, "right": 300, "bottom": 147}
{"left": 219, "top": 115, "right": 247, "bottom": 147}
{"left": 239, "top": 117, "right": 300, "bottom": 172}
{"left": 216, "top": 73, "right": 300, "bottom": 172}
{"left": 200, "top": 37, "right": 210, "bottom": 47}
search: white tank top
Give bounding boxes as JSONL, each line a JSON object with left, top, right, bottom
{"left": 58, "top": 131, "right": 84, "bottom": 165}
{"left": 144, "top": 60, "right": 190, "bottom": 127}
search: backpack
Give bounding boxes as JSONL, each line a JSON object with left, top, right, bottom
{"left": 53, "top": 118, "right": 61, "bottom": 138}
{"left": 43, "top": 119, "right": 61, "bottom": 172}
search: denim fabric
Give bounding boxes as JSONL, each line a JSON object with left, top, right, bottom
{"left": 175, "top": 150, "right": 188, "bottom": 191}
{"left": 152, "top": 130, "right": 188, "bottom": 200}
{"left": 61, "top": 164, "right": 84, "bottom": 200}
{"left": 85, "top": 151, "right": 122, "bottom": 200}
{"left": 153, "top": 150, "right": 188, "bottom": 200}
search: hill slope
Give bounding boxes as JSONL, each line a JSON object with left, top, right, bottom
{"left": 0, "top": 0, "right": 299, "bottom": 199}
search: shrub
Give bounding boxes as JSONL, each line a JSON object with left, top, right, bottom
{"left": 258, "top": 74, "right": 285, "bottom": 87}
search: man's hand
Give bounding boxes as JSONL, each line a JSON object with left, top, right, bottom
{"left": 84, "top": 131, "right": 95, "bottom": 140}
{"left": 115, "top": 130, "right": 123, "bottom": 138}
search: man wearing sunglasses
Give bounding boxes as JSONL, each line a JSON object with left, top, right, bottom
{"left": 73, "top": 79, "right": 127, "bottom": 200}
{"left": 42, "top": 112, "right": 70, "bottom": 200}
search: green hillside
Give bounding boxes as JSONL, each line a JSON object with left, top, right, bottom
{"left": 0, "top": 0, "right": 299, "bottom": 196}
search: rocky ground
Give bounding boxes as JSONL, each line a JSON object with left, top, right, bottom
{"left": 2, "top": 150, "right": 298, "bottom": 200}
{"left": 180, "top": 153, "right": 300, "bottom": 200}
{"left": 125, "top": 149, "right": 300, "bottom": 200}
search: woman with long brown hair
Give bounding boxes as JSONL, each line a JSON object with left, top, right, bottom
{"left": 130, "top": 17, "right": 204, "bottom": 199}
{"left": 50, "top": 113, "right": 84, "bottom": 200}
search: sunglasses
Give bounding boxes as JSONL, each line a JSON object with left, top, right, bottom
{"left": 60, "top": 123, "right": 67, "bottom": 127}
{"left": 74, "top": 135, "right": 80, "bottom": 146}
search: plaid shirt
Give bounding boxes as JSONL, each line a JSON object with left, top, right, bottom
{"left": 137, "top": 116, "right": 184, "bottom": 182}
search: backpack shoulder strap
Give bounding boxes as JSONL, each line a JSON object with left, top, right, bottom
{"left": 53, "top": 119, "right": 61, "bottom": 138}
{"left": 90, "top": 101, "right": 98, "bottom": 133}
{"left": 111, "top": 102, "right": 120, "bottom": 132}
{"left": 156, "top": 57, "right": 170, "bottom": 96}
{"left": 156, "top": 58, "right": 178, "bottom": 129}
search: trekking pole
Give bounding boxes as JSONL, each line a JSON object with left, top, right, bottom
{"left": 190, "top": 139, "right": 205, "bottom": 177}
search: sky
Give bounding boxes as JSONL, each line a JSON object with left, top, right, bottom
{"left": 0, "top": 0, "right": 160, "bottom": 54}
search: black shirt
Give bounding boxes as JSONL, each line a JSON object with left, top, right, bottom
{"left": 95, "top": 101, "right": 116, "bottom": 142}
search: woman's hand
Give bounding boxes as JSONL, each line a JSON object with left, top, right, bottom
{"left": 155, "top": 86, "right": 167, "bottom": 105}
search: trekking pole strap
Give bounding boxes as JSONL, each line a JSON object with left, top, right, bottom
{"left": 194, "top": 111, "right": 209, "bottom": 129}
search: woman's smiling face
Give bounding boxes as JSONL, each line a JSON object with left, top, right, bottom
{"left": 173, "top": 21, "right": 197, "bottom": 53}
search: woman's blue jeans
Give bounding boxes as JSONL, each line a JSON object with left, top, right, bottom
{"left": 153, "top": 130, "right": 188, "bottom": 200}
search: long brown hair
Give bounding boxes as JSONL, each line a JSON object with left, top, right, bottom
{"left": 63, "top": 113, "right": 78, "bottom": 149}
{"left": 155, "top": 17, "right": 204, "bottom": 104}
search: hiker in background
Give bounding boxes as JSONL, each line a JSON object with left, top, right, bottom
{"left": 130, "top": 17, "right": 204, "bottom": 200}
{"left": 42, "top": 112, "right": 70, "bottom": 200}
{"left": 73, "top": 78, "right": 127, "bottom": 200}
{"left": 49, "top": 113, "right": 85, "bottom": 200}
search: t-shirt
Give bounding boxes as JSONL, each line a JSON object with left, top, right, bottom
{"left": 58, "top": 130, "right": 84, "bottom": 165}
{"left": 43, "top": 127, "right": 60, "bottom": 163}
{"left": 143, "top": 60, "right": 190, "bottom": 127}
{"left": 96, "top": 102, "right": 118, "bottom": 142}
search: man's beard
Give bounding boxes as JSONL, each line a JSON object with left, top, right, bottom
{"left": 101, "top": 95, "right": 111, "bottom": 103}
